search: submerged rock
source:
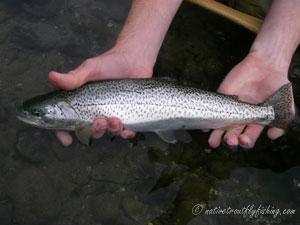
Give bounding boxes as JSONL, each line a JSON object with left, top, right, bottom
{"left": 15, "top": 129, "right": 52, "bottom": 163}
{"left": 22, "top": 0, "right": 67, "bottom": 18}
{"left": 204, "top": 57, "right": 223, "bottom": 78}
{"left": 0, "top": 196, "right": 13, "bottom": 225}
{"left": 0, "top": 105, "right": 8, "bottom": 123}
{"left": 0, "top": 205, "right": 11, "bottom": 225}
{"left": 122, "top": 184, "right": 178, "bottom": 224}
{"left": 122, "top": 197, "right": 150, "bottom": 223}
{"left": 59, "top": 39, "right": 90, "bottom": 58}
{"left": 91, "top": 192, "right": 121, "bottom": 224}
{"left": 11, "top": 22, "right": 59, "bottom": 51}
{"left": 10, "top": 167, "right": 61, "bottom": 225}
{"left": 0, "top": 7, "right": 9, "bottom": 23}
{"left": 0, "top": 24, "right": 10, "bottom": 43}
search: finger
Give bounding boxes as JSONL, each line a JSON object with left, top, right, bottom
{"left": 107, "top": 117, "right": 123, "bottom": 136}
{"left": 48, "top": 71, "right": 85, "bottom": 90}
{"left": 238, "top": 124, "right": 264, "bottom": 148}
{"left": 267, "top": 127, "right": 284, "bottom": 140}
{"left": 223, "top": 125, "right": 245, "bottom": 147}
{"left": 91, "top": 117, "right": 108, "bottom": 139}
{"left": 201, "top": 129, "right": 210, "bottom": 133}
{"left": 120, "top": 129, "right": 136, "bottom": 139}
{"left": 208, "top": 129, "right": 225, "bottom": 148}
{"left": 48, "top": 58, "right": 98, "bottom": 90}
{"left": 56, "top": 130, "right": 72, "bottom": 146}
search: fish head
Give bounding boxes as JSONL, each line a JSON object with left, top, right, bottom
{"left": 17, "top": 92, "right": 79, "bottom": 129}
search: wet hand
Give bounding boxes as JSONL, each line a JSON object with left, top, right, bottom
{"left": 49, "top": 48, "right": 153, "bottom": 146}
{"left": 208, "top": 53, "right": 293, "bottom": 149}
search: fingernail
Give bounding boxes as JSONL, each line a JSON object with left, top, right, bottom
{"left": 121, "top": 133, "right": 134, "bottom": 139}
{"left": 221, "top": 138, "right": 238, "bottom": 151}
{"left": 224, "top": 137, "right": 234, "bottom": 146}
{"left": 227, "top": 140, "right": 236, "bottom": 146}
{"left": 92, "top": 125, "right": 106, "bottom": 139}
{"left": 110, "top": 122, "right": 119, "bottom": 131}
{"left": 224, "top": 134, "right": 238, "bottom": 147}
{"left": 239, "top": 138, "right": 253, "bottom": 150}
{"left": 241, "top": 138, "right": 250, "bottom": 147}
{"left": 92, "top": 125, "right": 104, "bottom": 133}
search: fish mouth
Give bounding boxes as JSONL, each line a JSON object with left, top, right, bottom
{"left": 17, "top": 113, "right": 57, "bottom": 130}
{"left": 16, "top": 111, "right": 74, "bottom": 130}
{"left": 16, "top": 113, "right": 42, "bottom": 127}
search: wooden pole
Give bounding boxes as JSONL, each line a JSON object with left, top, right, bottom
{"left": 186, "top": 0, "right": 263, "bottom": 33}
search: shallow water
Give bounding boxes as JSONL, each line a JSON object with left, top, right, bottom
{"left": 0, "top": 0, "right": 300, "bottom": 225}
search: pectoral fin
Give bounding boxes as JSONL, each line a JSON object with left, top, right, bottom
{"left": 175, "top": 130, "right": 192, "bottom": 143}
{"left": 75, "top": 126, "right": 92, "bottom": 145}
{"left": 155, "top": 130, "right": 177, "bottom": 144}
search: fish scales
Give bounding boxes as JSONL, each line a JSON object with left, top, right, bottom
{"left": 60, "top": 79, "right": 274, "bottom": 129}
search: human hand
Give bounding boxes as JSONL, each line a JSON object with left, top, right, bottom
{"left": 208, "top": 53, "right": 294, "bottom": 149}
{"left": 48, "top": 48, "right": 153, "bottom": 146}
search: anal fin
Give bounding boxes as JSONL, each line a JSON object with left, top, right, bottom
{"left": 155, "top": 130, "right": 192, "bottom": 144}
{"left": 155, "top": 130, "right": 177, "bottom": 144}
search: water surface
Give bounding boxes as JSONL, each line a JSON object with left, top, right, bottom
{"left": 0, "top": 0, "right": 300, "bottom": 225}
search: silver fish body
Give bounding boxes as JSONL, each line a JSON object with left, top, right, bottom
{"left": 17, "top": 78, "right": 294, "bottom": 144}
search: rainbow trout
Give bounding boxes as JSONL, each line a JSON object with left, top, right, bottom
{"left": 17, "top": 78, "right": 295, "bottom": 144}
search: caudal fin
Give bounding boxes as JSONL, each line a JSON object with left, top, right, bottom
{"left": 262, "top": 83, "right": 295, "bottom": 128}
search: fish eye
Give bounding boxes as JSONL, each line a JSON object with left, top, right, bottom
{"left": 32, "top": 108, "right": 45, "bottom": 117}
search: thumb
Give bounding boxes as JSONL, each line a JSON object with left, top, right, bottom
{"left": 48, "top": 58, "right": 99, "bottom": 90}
